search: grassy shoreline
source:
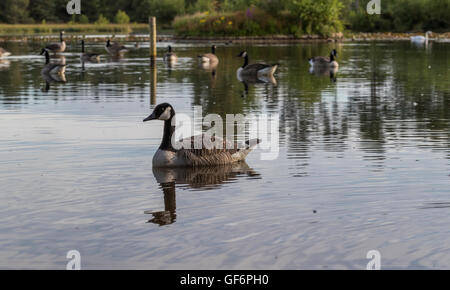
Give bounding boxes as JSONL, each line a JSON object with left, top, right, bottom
{"left": 0, "top": 23, "right": 149, "bottom": 36}
{"left": 0, "top": 24, "right": 449, "bottom": 43}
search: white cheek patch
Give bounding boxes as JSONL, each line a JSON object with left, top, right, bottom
{"left": 158, "top": 107, "right": 172, "bottom": 120}
{"left": 242, "top": 52, "right": 247, "bottom": 57}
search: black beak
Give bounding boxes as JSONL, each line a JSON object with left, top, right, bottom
{"left": 143, "top": 113, "right": 156, "bottom": 122}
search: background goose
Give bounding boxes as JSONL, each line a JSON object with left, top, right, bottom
{"left": 198, "top": 45, "right": 219, "bottom": 63}
{"left": 163, "top": 45, "right": 178, "bottom": 62}
{"left": 411, "top": 31, "right": 432, "bottom": 44}
{"left": 0, "top": 47, "right": 11, "bottom": 58}
{"left": 143, "top": 103, "right": 260, "bottom": 167}
{"left": 40, "top": 48, "right": 66, "bottom": 75}
{"left": 237, "top": 51, "right": 278, "bottom": 77}
{"left": 105, "top": 39, "right": 127, "bottom": 56}
{"left": 45, "top": 31, "right": 66, "bottom": 54}
{"left": 309, "top": 49, "right": 338, "bottom": 68}
{"left": 80, "top": 40, "right": 100, "bottom": 62}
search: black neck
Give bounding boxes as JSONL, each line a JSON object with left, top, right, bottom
{"left": 242, "top": 55, "right": 248, "bottom": 68}
{"left": 160, "top": 118, "right": 176, "bottom": 151}
{"left": 330, "top": 53, "right": 335, "bottom": 62}
{"left": 168, "top": 46, "right": 172, "bottom": 53}
{"left": 211, "top": 46, "right": 215, "bottom": 55}
{"left": 60, "top": 33, "right": 64, "bottom": 42}
{"left": 81, "top": 41, "right": 85, "bottom": 53}
{"left": 45, "top": 52, "right": 50, "bottom": 64}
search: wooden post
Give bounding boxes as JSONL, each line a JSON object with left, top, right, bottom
{"left": 150, "top": 65, "right": 157, "bottom": 105}
{"left": 149, "top": 16, "right": 157, "bottom": 104}
{"left": 149, "top": 16, "right": 157, "bottom": 63}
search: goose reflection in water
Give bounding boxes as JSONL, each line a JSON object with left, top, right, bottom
{"left": 238, "top": 73, "right": 277, "bottom": 98}
{"left": 0, "top": 59, "right": 10, "bottom": 70}
{"left": 40, "top": 54, "right": 67, "bottom": 92}
{"left": 309, "top": 66, "right": 338, "bottom": 83}
{"left": 145, "top": 161, "right": 260, "bottom": 226}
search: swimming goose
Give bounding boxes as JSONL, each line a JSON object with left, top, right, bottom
{"left": 237, "top": 51, "right": 278, "bottom": 77}
{"left": 80, "top": 40, "right": 100, "bottom": 62}
{"left": 309, "top": 49, "right": 338, "bottom": 68}
{"left": 198, "top": 45, "right": 219, "bottom": 63}
{"left": 45, "top": 31, "right": 66, "bottom": 54}
{"left": 0, "top": 47, "right": 11, "bottom": 58}
{"left": 40, "top": 48, "right": 66, "bottom": 75}
{"left": 163, "top": 45, "right": 178, "bottom": 62}
{"left": 105, "top": 39, "right": 127, "bottom": 56}
{"left": 143, "top": 103, "right": 260, "bottom": 167}
{"left": 411, "top": 31, "right": 432, "bottom": 44}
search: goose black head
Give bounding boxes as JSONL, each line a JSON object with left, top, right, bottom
{"left": 211, "top": 45, "right": 217, "bottom": 54}
{"left": 237, "top": 51, "right": 248, "bottom": 57}
{"left": 106, "top": 39, "right": 111, "bottom": 47}
{"left": 332, "top": 49, "right": 337, "bottom": 57}
{"left": 168, "top": 45, "right": 172, "bottom": 52}
{"left": 143, "top": 103, "right": 175, "bottom": 122}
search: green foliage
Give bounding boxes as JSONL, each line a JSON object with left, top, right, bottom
{"left": 79, "top": 15, "right": 90, "bottom": 24}
{"left": 174, "top": 9, "right": 299, "bottom": 36}
{"left": 115, "top": 10, "right": 130, "bottom": 24}
{"left": 0, "top": 0, "right": 447, "bottom": 34}
{"left": 344, "top": 0, "right": 450, "bottom": 32}
{"left": 95, "top": 14, "right": 110, "bottom": 25}
{"left": 0, "top": 0, "right": 31, "bottom": 23}
{"left": 188, "top": 0, "right": 217, "bottom": 13}
{"left": 287, "top": 0, "right": 343, "bottom": 36}
{"left": 131, "top": 0, "right": 185, "bottom": 24}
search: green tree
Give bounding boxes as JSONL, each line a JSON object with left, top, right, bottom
{"left": 28, "top": 0, "right": 58, "bottom": 23}
{"left": 79, "top": 15, "right": 90, "bottom": 24}
{"left": 115, "top": 10, "right": 130, "bottom": 24}
{"left": 131, "top": 0, "right": 184, "bottom": 24}
{"left": 0, "top": 0, "right": 31, "bottom": 23}
{"left": 288, "top": 0, "right": 343, "bottom": 36}
{"left": 95, "top": 14, "right": 110, "bottom": 25}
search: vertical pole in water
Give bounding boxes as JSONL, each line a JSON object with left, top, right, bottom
{"left": 150, "top": 65, "right": 157, "bottom": 105}
{"left": 149, "top": 16, "right": 157, "bottom": 105}
{"left": 150, "top": 16, "right": 157, "bottom": 63}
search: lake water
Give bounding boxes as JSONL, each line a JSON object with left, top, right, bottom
{"left": 0, "top": 39, "right": 449, "bottom": 269}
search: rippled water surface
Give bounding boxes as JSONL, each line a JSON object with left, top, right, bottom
{"left": 0, "top": 40, "right": 449, "bottom": 269}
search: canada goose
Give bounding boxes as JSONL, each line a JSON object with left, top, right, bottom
{"left": 105, "top": 39, "right": 127, "bottom": 56}
{"left": 309, "top": 49, "right": 338, "bottom": 68}
{"left": 163, "top": 45, "right": 177, "bottom": 62}
{"left": 80, "top": 40, "right": 100, "bottom": 62}
{"left": 40, "top": 48, "right": 66, "bottom": 75}
{"left": 198, "top": 45, "right": 219, "bottom": 63}
{"left": 237, "top": 51, "right": 278, "bottom": 77}
{"left": 45, "top": 31, "right": 66, "bottom": 54}
{"left": 143, "top": 103, "right": 260, "bottom": 167}
{"left": 411, "top": 31, "right": 432, "bottom": 44}
{"left": 0, "top": 47, "right": 11, "bottom": 58}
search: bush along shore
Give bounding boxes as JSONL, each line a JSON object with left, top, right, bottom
{"left": 2, "top": 31, "right": 450, "bottom": 44}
